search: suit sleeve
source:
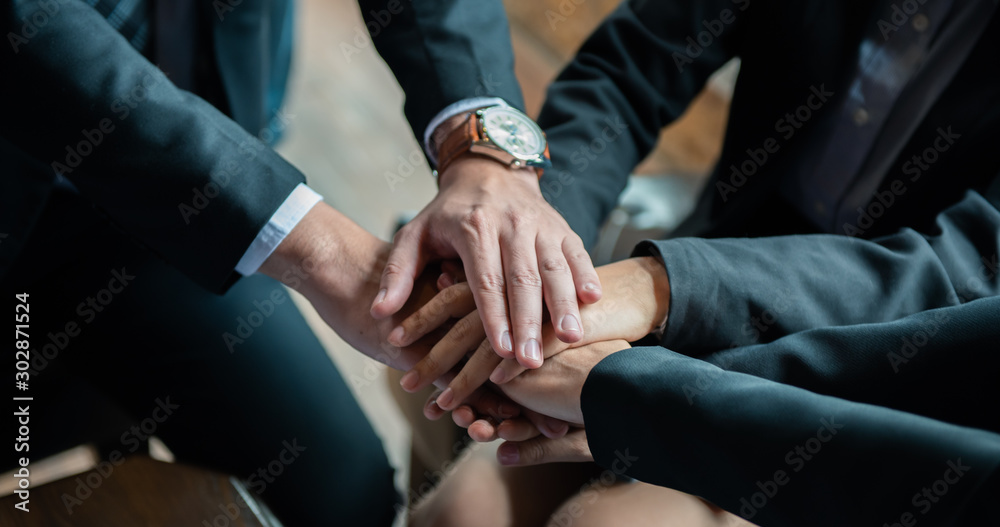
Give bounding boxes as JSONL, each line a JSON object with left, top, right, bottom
{"left": 582, "top": 300, "right": 1000, "bottom": 526}
{"left": 1, "top": 1, "right": 305, "bottom": 292}
{"left": 356, "top": 0, "right": 525, "bottom": 145}
{"left": 539, "top": 0, "right": 749, "bottom": 246}
{"left": 633, "top": 190, "right": 1000, "bottom": 355}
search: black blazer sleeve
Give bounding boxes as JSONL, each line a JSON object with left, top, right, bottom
{"left": 633, "top": 189, "right": 1000, "bottom": 356}
{"left": 581, "top": 187, "right": 1000, "bottom": 524}
{"left": 357, "top": 0, "right": 526, "bottom": 145}
{"left": 538, "top": 0, "right": 748, "bottom": 246}
{"left": 1, "top": 1, "right": 305, "bottom": 292}
{"left": 582, "top": 313, "right": 1000, "bottom": 526}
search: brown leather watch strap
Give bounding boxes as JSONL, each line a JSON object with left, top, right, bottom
{"left": 435, "top": 113, "right": 481, "bottom": 178}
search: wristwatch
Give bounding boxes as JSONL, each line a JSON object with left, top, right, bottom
{"left": 433, "top": 106, "right": 552, "bottom": 179}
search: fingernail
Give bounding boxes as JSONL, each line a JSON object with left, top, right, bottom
{"left": 374, "top": 288, "right": 387, "bottom": 304}
{"left": 583, "top": 283, "right": 599, "bottom": 293}
{"left": 489, "top": 365, "right": 507, "bottom": 384}
{"left": 436, "top": 387, "right": 455, "bottom": 409}
{"left": 500, "top": 331, "right": 513, "bottom": 352}
{"left": 559, "top": 314, "right": 581, "bottom": 333}
{"left": 399, "top": 370, "right": 419, "bottom": 392}
{"left": 524, "top": 339, "right": 541, "bottom": 364}
{"left": 498, "top": 443, "right": 519, "bottom": 465}
{"left": 388, "top": 326, "right": 405, "bottom": 345}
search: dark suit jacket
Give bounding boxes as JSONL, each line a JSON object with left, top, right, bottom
{"left": 535, "top": 0, "right": 1000, "bottom": 523}
{"left": 0, "top": 0, "right": 523, "bottom": 291}
{"left": 585, "top": 187, "right": 1000, "bottom": 525}
{"left": 539, "top": 0, "right": 1000, "bottom": 246}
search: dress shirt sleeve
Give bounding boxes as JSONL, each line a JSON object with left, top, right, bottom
{"left": 235, "top": 183, "right": 323, "bottom": 276}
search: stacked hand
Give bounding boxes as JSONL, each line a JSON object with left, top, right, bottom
{"left": 388, "top": 256, "right": 671, "bottom": 465}
{"left": 259, "top": 164, "right": 670, "bottom": 468}
{"left": 370, "top": 156, "right": 603, "bottom": 368}
{"left": 259, "top": 202, "right": 524, "bottom": 424}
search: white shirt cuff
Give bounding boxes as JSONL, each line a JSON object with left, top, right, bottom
{"left": 235, "top": 183, "right": 323, "bottom": 276}
{"left": 423, "top": 97, "right": 510, "bottom": 164}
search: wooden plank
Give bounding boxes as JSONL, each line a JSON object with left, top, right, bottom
{"left": 0, "top": 456, "right": 278, "bottom": 527}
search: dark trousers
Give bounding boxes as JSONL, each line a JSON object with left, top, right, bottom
{"left": 3, "top": 189, "right": 400, "bottom": 526}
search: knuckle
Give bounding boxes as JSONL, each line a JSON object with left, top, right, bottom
{"left": 547, "top": 295, "right": 578, "bottom": 312}
{"left": 381, "top": 261, "right": 406, "bottom": 278}
{"left": 403, "top": 313, "right": 427, "bottom": 334}
{"left": 509, "top": 270, "right": 542, "bottom": 289}
{"left": 419, "top": 354, "right": 441, "bottom": 376}
{"left": 524, "top": 440, "right": 547, "bottom": 463}
{"left": 512, "top": 315, "right": 542, "bottom": 329}
{"left": 460, "top": 208, "right": 492, "bottom": 236}
{"left": 504, "top": 208, "right": 529, "bottom": 229}
{"left": 476, "top": 272, "right": 506, "bottom": 295}
{"left": 539, "top": 257, "right": 568, "bottom": 274}
{"left": 450, "top": 315, "right": 475, "bottom": 340}
{"left": 565, "top": 248, "right": 591, "bottom": 265}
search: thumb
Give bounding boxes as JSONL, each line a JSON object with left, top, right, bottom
{"left": 371, "top": 227, "right": 425, "bottom": 319}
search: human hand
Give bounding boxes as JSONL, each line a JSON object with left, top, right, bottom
{"left": 499, "top": 339, "right": 631, "bottom": 425}
{"left": 438, "top": 339, "right": 632, "bottom": 466}
{"left": 422, "top": 386, "right": 572, "bottom": 442}
{"left": 392, "top": 257, "right": 669, "bottom": 409}
{"left": 369, "top": 155, "right": 603, "bottom": 369}
{"left": 258, "top": 202, "right": 441, "bottom": 371}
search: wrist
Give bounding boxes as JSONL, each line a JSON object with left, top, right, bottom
{"left": 436, "top": 154, "right": 540, "bottom": 192}
{"left": 635, "top": 256, "right": 671, "bottom": 336}
{"left": 593, "top": 257, "right": 670, "bottom": 340}
{"left": 259, "top": 202, "right": 384, "bottom": 301}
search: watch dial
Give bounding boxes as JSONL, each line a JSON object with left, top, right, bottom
{"left": 482, "top": 108, "right": 546, "bottom": 157}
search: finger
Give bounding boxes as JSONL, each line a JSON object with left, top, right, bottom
{"left": 564, "top": 235, "right": 602, "bottom": 305}
{"left": 440, "top": 260, "right": 466, "bottom": 283}
{"left": 462, "top": 386, "right": 520, "bottom": 421}
{"left": 423, "top": 390, "right": 448, "bottom": 421}
{"left": 371, "top": 226, "right": 425, "bottom": 319}
{"left": 537, "top": 238, "right": 583, "bottom": 345}
{"left": 400, "top": 310, "right": 485, "bottom": 394}
{"left": 455, "top": 228, "right": 514, "bottom": 361}
{"left": 389, "top": 282, "right": 475, "bottom": 347}
{"left": 496, "top": 418, "right": 543, "bottom": 442}
{"left": 439, "top": 338, "right": 503, "bottom": 410}
{"left": 437, "top": 272, "right": 455, "bottom": 290}
{"left": 489, "top": 357, "right": 525, "bottom": 385}
{"left": 497, "top": 429, "right": 592, "bottom": 466}
{"left": 451, "top": 405, "right": 478, "bottom": 428}
{"left": 501, "top": 231, "right": 544, "bottom": 369}
{"left": 523, "top": 408, "right": 570, "bottom": 439}
{"left": 467, "top": 418, "right": 500, "bottom": 442}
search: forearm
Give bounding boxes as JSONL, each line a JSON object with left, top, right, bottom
{"left": 356, "top": 0, "right": 524, "bottom": 143}
{"left": 580, "top": 257, "right": 671, "bottom": 344}
{"left": 2, "top": 0, "right": 303, "bottom": 292}
{"left": 540, "top": 0, "right": 744, "bottom": 245}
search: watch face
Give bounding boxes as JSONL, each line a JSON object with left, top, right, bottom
{"left": 481, "top": 107, "right": 546, "bottom": 159}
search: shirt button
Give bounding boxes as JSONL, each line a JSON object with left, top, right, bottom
{"left": 912, "top": 14, "right": 930, "bottom": 32}
{"left": 853, "top": 107, "right": 870, "bottom": 126}
{"left": 814, "top": 201, "right": 827, "bottom": 216}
